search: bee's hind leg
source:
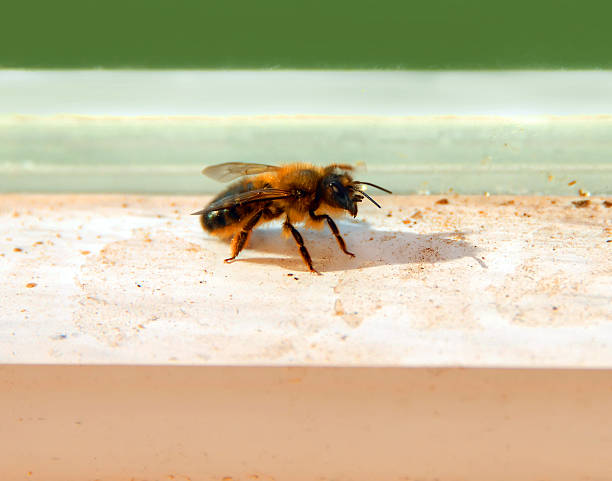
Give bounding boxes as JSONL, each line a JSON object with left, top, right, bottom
{"left": 224, "top": 210, "right": 264, "bottom": 263}
{"left": 308, "top": 211, "right": 355, "bottom": 257}
{"left": 283, "top": 219, "right": 320, "bottom": 275}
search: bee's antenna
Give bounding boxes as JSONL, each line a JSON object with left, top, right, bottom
{"left": 354, "top": 181, "right": 392, "bottom": 194}
{"left": 359, "top": 190, "right": 382, "bottom": 209}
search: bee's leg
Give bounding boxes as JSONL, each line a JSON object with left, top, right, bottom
{"left": 283, "top": 219, "right": 320, "bottom": 274}
{"left": 224, "top": 209, "right": 263, "bottom": 263}
{"left": 309, "top": 211, "right": 355, "bottom": 257}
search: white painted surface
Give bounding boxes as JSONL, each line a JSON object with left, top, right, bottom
{"left": 1, "top": 70, "right": 612, "bottom": 115}
{"left": 1, "top": 194, "right": 610, "bottom": 367}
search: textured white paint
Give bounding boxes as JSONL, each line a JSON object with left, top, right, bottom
{"left": 1, "top": 194, "right": 611, "bottom": 366}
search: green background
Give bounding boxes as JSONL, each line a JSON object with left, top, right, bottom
{"left": 2, "top": 0, "right": 612, "bottom": 69}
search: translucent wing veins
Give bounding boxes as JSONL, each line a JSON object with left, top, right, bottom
{"left": 201, "top": 162, "right": 279, "bottom": 182}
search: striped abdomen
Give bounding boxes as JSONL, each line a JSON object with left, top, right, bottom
{"left": 200, "top": 181, "right": 258, "bottom": 234}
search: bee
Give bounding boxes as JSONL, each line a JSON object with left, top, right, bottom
{"left": 192, "top": 162, "right": 391, "bottom": 273}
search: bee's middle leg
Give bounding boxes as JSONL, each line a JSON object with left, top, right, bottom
{"left": 309, "top": 211, "right": 355, "bottom": 257}
{"left": 283, "top": 219, "right": 320, "bottom": 274}
{"left": 225, "top": 210, "right": 263, "bottom": 263}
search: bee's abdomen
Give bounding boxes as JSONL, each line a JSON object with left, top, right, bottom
{"left": 200, "top": 206, "right": 244, "bottom": 232}
{"left": 199, "top": 180, "right": 259, "bottom": 234}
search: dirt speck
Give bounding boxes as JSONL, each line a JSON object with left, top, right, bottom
{"left": 334, "top": 299, "right": 345, "bottom": 316}
{"left": 572, "top": 199, "right": 591, "bottom": 208}
{"left": 568, "top": 180, "right": 577, "bottom": 186}
{"left": 26, "top": 282, "right": 37, "bottom": 288}
{"left": 435, "top": 198, "right": 449, "bottom": 205}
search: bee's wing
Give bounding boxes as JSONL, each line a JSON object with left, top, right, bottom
{"left": 191, "top": 188, "right": 294, "bottom": 215}
{"left": 202, "top": 162, "right": 280, "bottom": 182}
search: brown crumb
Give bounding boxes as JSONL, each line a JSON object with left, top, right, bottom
{"left": 567, "top": 180, "right": 577, "bottom": 186}
{"left": 386, "top": 212, "right": 392, "bottom": 217}
{"left": 578, "top": 189, "right": 590, "bottom": 197}
{"left": 80, "top": 250, "right": 91, "bottom": 255}
{"left": 34, "top": 241, "right": 43, "bottom": 245}
{"left": 13, "top": 247, "right": 22, "bottom": 252}
{"left": 603, "top": 200, "right": 612, "bottom": 208}
{"left": 26, "top": 283, "right": 37, "bottom": 288}
{"left": 402, "top": 219, "right": 411, "bottom": 224}
{"left": 334, "top": 299, "right": 345, "bottom": 316}
{"left": 500, "top": 200, "right": 515, "bottom": 206}
{"left": 435, "top": 198, "right": 449, "bottom": 205}
{"left": 572, "top": 200, "right": 591, "bottom": 208}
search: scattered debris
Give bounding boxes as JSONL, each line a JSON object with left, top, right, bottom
{"left": 572, "top": 199, "right": 591, "bottom": 208}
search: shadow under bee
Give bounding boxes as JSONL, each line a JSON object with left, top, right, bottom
{"left": 217, "top": 221, "right": 486, "bottom": 273}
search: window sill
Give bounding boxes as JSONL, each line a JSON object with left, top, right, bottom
{"left": 2, "top": 193, "right": 610, "bottom": 368}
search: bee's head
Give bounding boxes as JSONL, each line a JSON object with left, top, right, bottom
{"left": 321, "top": 173, "right": 359, "bottom": 217}
{"left": 320, "top": 167, "right": 392, "bottom": 217}
{"left": 320, "top": 164, "right": 391, "bottom": 217}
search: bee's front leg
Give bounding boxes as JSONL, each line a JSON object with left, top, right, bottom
{"left": 308, "top": 210, "right": 355, "bottom": 257}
